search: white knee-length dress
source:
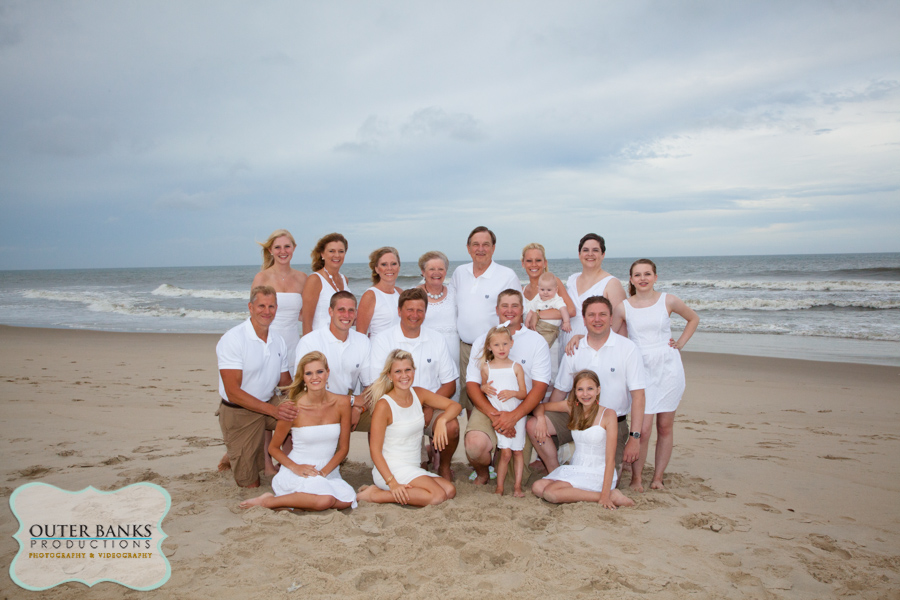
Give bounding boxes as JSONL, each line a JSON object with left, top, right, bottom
{"left": 544, "top": 408, "right": 617, "bottom": 492}
{"left": 623, "top": 293, "right": 685, "bottom": 414}
{"left": 372, "top": 390, "right": 440, "bottom": 490}
{"left": 271, "top": 423, "right": 357, "bottom": 507}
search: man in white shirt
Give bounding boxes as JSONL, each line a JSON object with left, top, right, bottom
{"left": 450, "top": 226, "right": 522, "bottom": 412}
{"left": 365, "top": 287, "right": 459, "bottom": 479}
{"left": 527, "top": 296, "right": 647, "bottom": 482}
{"left": 216, "top": 285, "right": 292, "bottom": 488}
{"left": 464, "top": 289, "right": 551, "bottom": 485}
{"left": 292, "top": 290, "right": 370, "bottom": 429}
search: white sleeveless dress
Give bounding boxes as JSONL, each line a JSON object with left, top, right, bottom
{"left": 486, "top": 365, "right": 526, "bottom": 450}
{"left": 271, "top": 292, "right": 302, "bottom": 370}
{"left": 364, "top": 286, "right": 400, "bottom": 337}
{"left": 544, "top": 408, "right": 617, "bottom": 492}
{"left": 563, "top": 273, "right": 617, "bottom": 344}
{"left": 422, "top": 286, "right": 459, "bottom": 401}
{"left": 271, "top": 423, "right": 357, "bottom": 507}
{"left": 372, "top": 390, "right": 440, "bottom": 489}
{"left": 623, "top": 293, "right": 685, "bottom": 414}
{"left": 311, "top": 272, "right": 350, "bottom": 332}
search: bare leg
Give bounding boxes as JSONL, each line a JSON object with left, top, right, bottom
{"left": 542, "top": 481, "right": 634, "bottom": 507}
{"left": 438, "top": 418, "right": 460, "bottom": 481}
{"left": 628, "top": 416, "right": 654, "bottom": 493}
{"left": 651, "top": 412, "right": 675, "bottom": 490}
{"left": 526, "top": 416, "right": 560, "bottom": 472}
{"left": 531, "top": 477, "right": 550, "bottom": 498}
{"left": 465, "top": 430, "right": 494, "bottom": 485}
{"left": 512, "top": 450, "right": 525, "bottom": 497}
{"left": 240, "top": 491, "right": 351, "bottom": 511}
{"left": 495, "top": 448, "right": 512, "bottom": 495}
{"left": 357, "top": 475, "right": 452, "bottom": 506}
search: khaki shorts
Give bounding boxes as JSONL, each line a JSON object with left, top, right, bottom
{"left": 459, "top": 341, "right": 473, "bottom": 411}
{"left": 465, "top": 409, "right": 535, "bottom": 477}
{"left": 535, "top": 319, "right": 560, "bottom": 347}
{"left": 544, "top": 410, "right": 629, "bottom": 475}
{"left": 217, "top": 395, "right": 284, "bottom": 487}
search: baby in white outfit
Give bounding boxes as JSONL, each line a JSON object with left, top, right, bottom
{"left": 524, "top": 272, "right": 571, "bottom": 346}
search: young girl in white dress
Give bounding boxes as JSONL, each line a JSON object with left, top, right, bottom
{"left": 356, "top": 246, "right": 402, "bottom": 337}
{"left": 531, "top": 369, "right": 634, "bottom": 509}
{"left": 612, "top": 259, "right": 699, "bottom": 492}
{"left": 479, "top": 325, "right": 528, "bottom": 497}
{"left": 356, "top": 350, "right": 461, "bottom": 507}
{"left": 240, "top": 352, "right": 357, "bottom": 511}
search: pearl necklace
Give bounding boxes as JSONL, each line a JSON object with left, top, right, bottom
{"left": 426, "top": 286, "right": 445, "bottom": 300}
{"left": 322, "top": 269, "right": 341, "bottom": 292}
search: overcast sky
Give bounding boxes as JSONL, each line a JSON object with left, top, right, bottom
{"left": 1, "top": 1, "right": 898, "bottom": 270}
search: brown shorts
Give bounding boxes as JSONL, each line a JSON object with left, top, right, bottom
{"left": 535, "top": 319, "right": 560, "bottom": 347}
{"left": 459, "top": 341, "right": 473, "bottom": 411}
{"left": 217, "top": 395, "right": 284, "bottom": 487}
{"left": 544, "top": 410, "right": 629, "bottom": 475}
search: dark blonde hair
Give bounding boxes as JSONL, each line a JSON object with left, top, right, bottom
{"left": 368, "top": 246, "right": 400, "bottom": 284}
{"left": 418, "top": 250, "right": 449, "bottom": 273}
{"left": 365, "top": 350, "right": 415, "bottom": 408}
{"left": 310, "top": 233, "right": 348, "bottom": 271}
{"left": 628, "top": 259, "right": 657, "bottom": 297}
{"left": 479, "top": 325, "right": 513, "bottom": 366}
{"left": 520, "top": 243, "right": 548, "bottom": 273}
{"left": 258, "top": 229, "right": 297, "bottom": 271}
{"left": 567, "top": 369, "right": 601, "bottom": 431}
{"left": 281, "top": 351, "right": 329, "bottom": 400}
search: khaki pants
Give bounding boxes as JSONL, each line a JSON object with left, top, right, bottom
{"left": 217, "top": 395, "right": 284, "bottom": 487}
{"left": 459, "top": 341, "right": 473, "bottom": 411}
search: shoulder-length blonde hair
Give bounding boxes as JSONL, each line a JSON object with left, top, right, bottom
{"left": 310, "top": 233, "right": 348, "bottom": 271}
{"left": 259, "top": 229, "right": 297, "bottom": 271}
{"left": 520, "top": 242, "right": 549, "bottom": 273}
{"left": 280, "top": 351, "right": 329, "bottom": 400}
{"left": 368, "top": 246, "right": 401, "bottom": 284}
{"left": 479, "top": 325, "right": 513, "bottom": 367}
{"left": 365, "top": 349, "right": 415, "bottom": 408}
{"left": 567, "top": 369, "right": 601, "bottom": 431}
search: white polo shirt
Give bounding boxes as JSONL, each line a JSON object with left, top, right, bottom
{"left": 450, "top": 261, "right": 522, "bottom": 344}
{"left": 293, "top": 327, "right": 371, "bottom": 394}
{"left": 466, "top": 326, "right": 552, "bottom": 393}
{"left": 216, "top": 319, "right": 290, "bottom": 402}
{"left": 365, "top": 324, "right": 459, "bottom": 394}
{"left": 554, "top": 331, "right": 647, "bottom": 417}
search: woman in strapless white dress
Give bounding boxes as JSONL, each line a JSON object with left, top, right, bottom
{"left": 612, "top": 259, "right": 699, "bottom": 493}
{"left": 356, "top": 350, "right": 461, "bottom": 507}
{"left": 218, "top": 229, "right": 308, "bottom": 476}
{"left": 531, "top": 369, "right": 634, "bottom": 510}
{"left": 301, "top": 233, "right": 351, "bottom": 336}
{"left": 252, "top": 229, "right": 307, "bottom": 370}
{"left": 240, "top": 351, "right": 356, "bottom": 511}
{"left": 356, "top": 246, "right": 402, "bottom": 337}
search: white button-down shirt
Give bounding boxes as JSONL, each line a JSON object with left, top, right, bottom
{"left": 216, "top": 319, "right": 289, "bottom": 402}
{"left": 466, "top": 326, "right": 552, "bottom": 393}
{"left": 450, "top": 261, "right": 522, "bottom": 344}
{"left": 293, "top": 327, "right": 371, "bottom": 394}
{"left": 366, "top": 324, "right": 459, "bottom": 394}
{"left": 554, "top": 332, "right": 647, "bottom": 416}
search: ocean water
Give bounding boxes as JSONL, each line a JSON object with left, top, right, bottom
{"left": 1, "top": 253, "right": 898, "bottom": 365}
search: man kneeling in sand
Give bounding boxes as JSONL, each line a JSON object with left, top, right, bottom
{"left": 215, "top": 285, "right": 292, "bottom": 488}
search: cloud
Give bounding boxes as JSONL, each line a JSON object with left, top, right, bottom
{"left": 154, "top": 190, "right": 222, "bottom": 211}
{"left": 22, "top": 116, "right": 118, "bottom": 157}
{"left": 400, "top": 107, "right": 486, "bottom": 142}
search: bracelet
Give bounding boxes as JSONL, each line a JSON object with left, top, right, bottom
{"left": 385, "top": 476, "right": 394, "bottom": 486}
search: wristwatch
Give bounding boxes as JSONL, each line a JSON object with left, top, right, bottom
{"left": 629, "top": 431, "right": 641, "bottom": 439}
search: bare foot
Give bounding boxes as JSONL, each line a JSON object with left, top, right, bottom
{"left": 438, "top": 465, "right": 455, "bottom": 481}
{"left": 613, "top": 490, "right": 635, "bottom": 507}
{"left": 494, "top": 486, "right": 504, "bottom": 496}
{"left": 513, "top": 487, "right": 525, "bottom": 498}
{"left": 650, "top": 479, "right": 665, "bottom": 490}
{"left": 528, "top": 459, "right": 546, "bottom": 474}
{"left": 217, "top": 454, "right": 231, "bottom": 472}
{"left": 470, "top": 469, "right": 490, "bottom": 485}
{"left": 629, "top": 479, "right": 644, "bottom": 493}
{"left": 240, "top": 492, "right": 273, "bottom": 508}
{"left": 356, "top": 485, "right": 375, "bottom": 503}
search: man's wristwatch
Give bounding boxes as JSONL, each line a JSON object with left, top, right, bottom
{"left": 629, "top": 431, "right": 641, "bottom": 439}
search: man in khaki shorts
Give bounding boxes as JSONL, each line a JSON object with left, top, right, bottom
{"left": 526, "top": 296, "right": 646, "bottom": 483}
{"left": 216, "top": 285, "right": 292, "bottom": 488}
{"left": 449, "top": 226, "right": 522, "bottom": 413}
{"left": 464, "top": 289, "right": 551, "bottom": 485}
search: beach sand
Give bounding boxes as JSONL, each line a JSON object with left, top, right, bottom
{"left": 1, "top": 325, "right": 898, "bottom": 598}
